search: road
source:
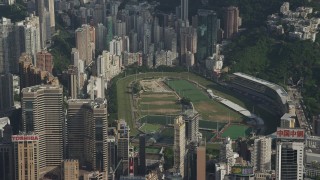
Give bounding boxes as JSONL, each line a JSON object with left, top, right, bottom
{"left": 287, "top": 87, "right": 311, "bottom": 136}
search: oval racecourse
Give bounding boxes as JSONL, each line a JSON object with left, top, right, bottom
{"left": 116, "top": 72, "right": 278, "bottom": 138}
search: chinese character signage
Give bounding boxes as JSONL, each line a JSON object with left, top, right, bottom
{"left": 276, "top": 128, "right": 305, "bottom": 139}
{"left": 11, "top": 135, "right": 39, "bottom": 142}
{"left": 231, "top": 166, "right": 254, "bottom": 176}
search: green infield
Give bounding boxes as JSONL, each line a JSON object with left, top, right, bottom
{"left": 137, "top": 91, "right": 181, "bottom": 116}
{"left": 139, "top": 115, "right": 176, "bottom": 125}
{"left": 165, "top": 79, "right": 243, "bottom": 122}
{"left": 199, "top": 120, "right": 226, "bottom": 130}
{"left": 199, "top": 130, "right": 215, "bottom": 142}
{"left": 140, "top": 123, "right": 162, "bottom": 134}
{"left": 166, "top": 79, "right": 209, "bottom": 101}
{"left": 221, "top": 124, "right": 252, "bottom": 140}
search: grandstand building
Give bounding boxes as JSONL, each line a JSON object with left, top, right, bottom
{"left": 229, "top": 72, "right": 290, "bottom": 115}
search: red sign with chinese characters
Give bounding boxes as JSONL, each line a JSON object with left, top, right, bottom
{"left": 11, "top": 135, "right": 39, "bottom": 142}
{"left": 276, "top": 128, "right": 305, "bottom": 139}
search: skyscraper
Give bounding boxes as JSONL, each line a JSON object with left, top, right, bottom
{"left": 62, "top": 159, "right": 79, "bottom": 180}
{"left": 12, "top": 133, "right": 40, "bottom": 180}
{"left": 107, "top": 135, "right": 116, "bottom": 176}
{"left": 75, "top": 24, "right": 95, "bottom": 65}
{"left": 117, "top": 120, "right": 130, "bottom": 175}
{"left": 220, "top": 137, "right": 234, "bottom": 174}
{"left": 67, "top": 99, "right": 108, "bottom": 173}
{"left": 276, "top": 141, "right": 304, "bottom": 180}
{"left": 35, "top": 0, "right": 47, "bottom": 48}
{"left": 251, "top": 136, "right": 272, "bottom": 171}
{"left": 0, "top": 73, "right": 13, "bottom": 116}
{"left": 0, "top": 17, "right": 14, "bottom": 74}
{"left": 183, "top": 110, "right": 200, "bottom": 143}
{"left": 0, "top": 123, "right": 13, "bottom": 180}
{"left": 67, "top": 65, "right": 79, "bottom": 99}
{"left": 96, "top": 23, "right": 107, "bottom": 52}
{"left": 139, "top": 134, "right": 146, "bottom": 176}
{"left": 21, "top": 85, "right": 64, "bottom": 171}
{"left": 46, "top": 0, "right": 55, "bottom": 32}
{"left": 18, "top": 14, "right": 42, "bottom": 66}
{"left": 223, "top": 6, "right": 240, "bottom": 39}
{"left": 196, "top": 142, "right": 206, "bottom": 180}
{"left": 19, "top": 53, "right": 42, "bottom": 91}
{"left": 181, "top": 0, "right": 188, "bottom": 22}
{"left": 174, "top": 115, "right": 186, "bottom": 178}
{"left": 36, "top": 50, "right": 53, "bottom": 73}
{"left": 1, "top": 15, "right": 41, "bottom": 74}
{"left": 35, "top": 51, "right": 51, "bottom": 70}
{"left": 180, "top": 26, "right": 197, "bottom": 65}
{"left": 196, "top": 9, "right": 220, "bottom": 63}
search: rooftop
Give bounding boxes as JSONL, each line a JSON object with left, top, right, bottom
{"left": 21, "top": 84, "right": 61, "bottom": 93}
{"left": 0, "top": 117, "right": 10, "bottom": 128}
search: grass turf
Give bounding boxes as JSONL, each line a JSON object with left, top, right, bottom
{"left": 139, "top": 115, "right": 176, "bottom": 125}
{"left": 140, "top": 123, "right": 162, "bottom": 133}
{"left": 165, "top": 79, "right": 243, "bottom": 121}
{"left": 221, "top": 124, "right": 252, "bottom": 140}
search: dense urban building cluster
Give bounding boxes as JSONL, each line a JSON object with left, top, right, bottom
{"left": 0, "top": 0, "right": 320, "bottom": 180}
{"left": 267, "top": 2, "right": 320, "bottom": 42}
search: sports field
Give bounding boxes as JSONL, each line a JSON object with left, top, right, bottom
{"left": 199, "top": 120, "right": 226, "bottom": 130}
{"left": 221, "top": 124, "right": 252, "bottom": 140}
{"left": 140, "top": 123, "right": 162, "bottom": 134}
{"left": 139, "top": 115, "right": 176, "bottom": 125}
{"left": 137, "top": 91, "right": 181, "bottom": 116}
{"left": 166, "top": 79, "right": 243, "bottom": 122}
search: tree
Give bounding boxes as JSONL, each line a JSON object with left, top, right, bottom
{"left": 180, "top": 97, "right": 191, "bottom": 105}
{"left": 163, "top": 147, "right": 174, "bottom": 170}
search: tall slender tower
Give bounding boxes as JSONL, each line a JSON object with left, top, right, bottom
{"left": 174, "top": 115, "right": 186, "bottom": 178}
{"left": 139, "top": 134, "right": 146, "bottom": 176}
{"left": 220, "top": 137, "right": 234, "bottom": 174}
{"left": 46, "top": 0, "right": 55, "bottom": 32}
{"left": 0, "top": 74, "right": 13, "bottom": 116}
{"left": 67, "top": 98, "right": 108, "bottom": 173}
{"left": 223, "top": 6, "right": 240, "bottom": 39}
{"left": 75, "top": 24, "right": 96, "bottom": 65}
{"left": 117, "top": 120, "right": 130, "bottom": 175}
{"left": 21, "top": 85, "right": 64, "bottom": 171}
{"left": 35, "top": 0, "right": 47, "bottom": 48}
{"left": 276, "top": 141, "right": 304, "bottom": 180}
{"left": 12, "top": 133, "right": 40, "bottom": 180}
{"left": 251, "top": 136, "right": 272, "bottom": 171}
{"left": 181, "top": 0, "right": 188, "bottom": 22}
{"left": 0, "top": 123, "right": 13, "bottom": 180}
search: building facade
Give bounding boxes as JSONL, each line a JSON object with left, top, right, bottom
{"left": 251, "top": 136, "right": 272, "bottom": 171}
{"left": 0, "top": 73, "right": 13, "bottom": 116}
{"left": 223, "top": 6, "right": 240, "bottom": 39}
{"left": 67, "top": 99, "right": 108, "bottom": 173}
{"left": 276, "top": 141, "right": 304, "bottom": 180}
{"left": 75, "top": 24, "right": 95, "bottom": 65}
{"left": 12, "top": 134, "right": 40, "bottom": 180}
{"left": 220, "top": 137, "right": 234, "bottom": 174}
{"left": 62, "top": 159, "right": 79, "bottom": 180}
{"left": 174, "top": 116, "right": 186, "bottom": 178}
{"left": 21, "top": 85, "right": 64, "bottom": 171}
{"left": 117, "top": 120, "right": 130, "bottom": 175}
{"left": 36, "top": 50, "right": 53, "bottom": 73}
